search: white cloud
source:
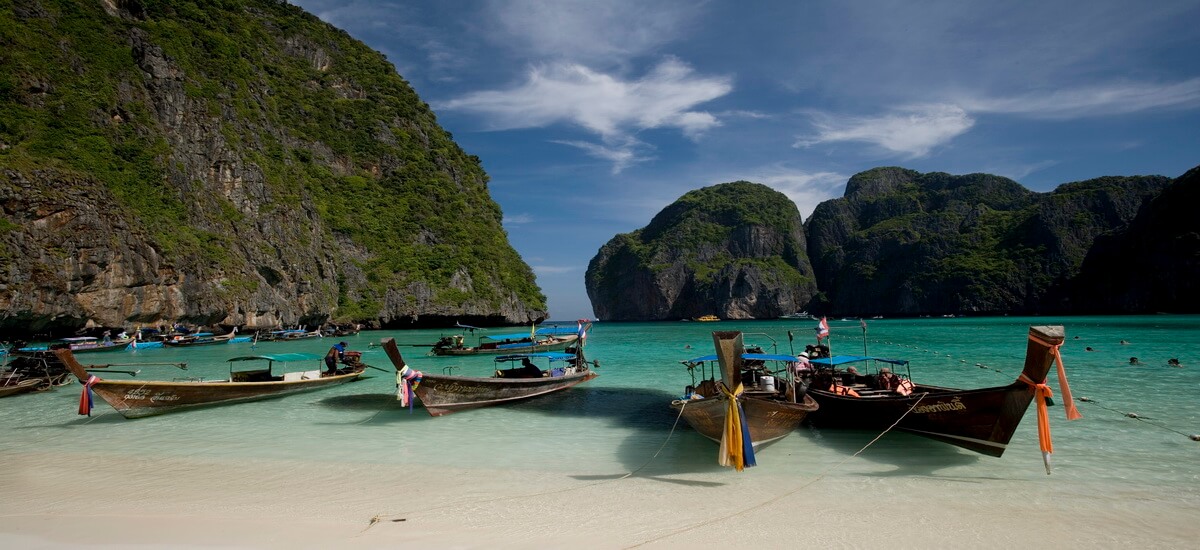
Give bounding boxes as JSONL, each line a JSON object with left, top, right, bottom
{"left": 439, "top": 58, "right": 731, "bottom": 171}
{"left": 797, "top": 104, "right": 975, "bottom": 158}
{"left": 958, "top": 78, "right": 1200, "bottom": 119}
{"left": 503, "top": 213, "right": 534, "bottom": 225}
{"left": 485, "top": 0, "right": 699, "bottom": 65}
{"left": 752, "top": 168, "right": 851, "bottom": 219}
{"left": 552, "top": 139, "right": 652, "bottom": 174}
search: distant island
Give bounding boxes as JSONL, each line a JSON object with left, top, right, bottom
{"left": 586, "top": 165, "right": 1200, "bottom": 320}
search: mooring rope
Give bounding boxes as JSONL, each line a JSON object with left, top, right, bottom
{"left": 625, "top": 393, "right": 928, "bottom": 549}
{"left": 360, "top": 401, "right": 693, "bottom": 534}
{"left": 1076, "top": 396, "right": 1200, "bottom": 441}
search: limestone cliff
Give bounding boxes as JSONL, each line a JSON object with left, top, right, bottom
{"left": 585, "top": 182, "right": 817, "bottom": 321}
{"left": 805, "top": 167, "right": 1170, "bottom": 316}
{"left": 0, "top": 0, "right": 545, "bottom": 337}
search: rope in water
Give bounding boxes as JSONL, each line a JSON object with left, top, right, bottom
{"left": 624, "top": 393, "right": 928, "bottom": 549}
{"left": 1075, "top": 396, "right": 1200, "bottom": 441}
{"left": 360, "top": 400, "right": 694, "bottom": 533}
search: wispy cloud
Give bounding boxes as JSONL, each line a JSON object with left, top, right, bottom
{"left": 485, "top": 0, "right": 700, "bottom": 65}
{"left": 551, "top": 139, "right": 653, "bottom": 174}
{"left": 958, "top": 78, "right": 1200, "bottom": 119}
{"left": 439, "top": 58, "right": 731, "bottom": 171}
{"left": 797, "top": 104, "right": 974, "bottom": 158}
{"left": 503, "top": 213, "right": 534, "bottom": 225}
{"left": 751, "top": 168, "right": 851, "bottom": 219}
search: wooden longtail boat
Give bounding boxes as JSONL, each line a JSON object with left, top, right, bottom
{"left": 161, "top": 328, "right": 240, "bottom": 347}
{"left": 382, "top": 330, "right": 598, "bottom": 416}
{"left": 0, "top": 349, "right": 77, "bottom": 397}
{"left": 428, "top": 324, "right": 580, "bottom": 356}
{"left": 802, "top": 325, "right": 1072, "bottom": 457}
{"left": 60, "top": 336, "right": 132, "bottom": 353}
{"left": 56, "top": 348, "right": 365, "bottom": 418}
{"left": 670, "top": 331, "right": 818, "bottom": 468}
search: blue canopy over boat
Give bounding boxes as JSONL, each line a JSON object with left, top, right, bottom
{"left": 685, "top": 353, "right": 803, "bottom": 363}
{"left": 808, "top": 355, "right": 909, "bottom": 366}
{"left": 494, "top": 352, "right": 576, "bottom": 362}
{"left": 227, "top": 353, "right": 322, "bottom": 363}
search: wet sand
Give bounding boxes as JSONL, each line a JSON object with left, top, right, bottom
{"left": 3, "top": 449, "right": 1196, "bottom": 549}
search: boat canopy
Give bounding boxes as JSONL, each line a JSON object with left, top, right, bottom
{"left": 686, "top": 353, "right": 802, "bottom": 363}
{"left": 494, "top": 352, "right": 576, "bottom": 363}
{"left": 808, "top": 355, "right": 909, "bottom": 367}
{"left": 535, "top": 326, "right": 579, "bottom": 336}
{"left": 227, "top": 353, "right": 322, "bottom": 363}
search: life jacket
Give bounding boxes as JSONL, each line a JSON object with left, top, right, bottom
{"left": 895, "top": 378, "right": 914, "bottom": 396}
{"left": 829, "top": 383, "right": 860, "bottom": 398}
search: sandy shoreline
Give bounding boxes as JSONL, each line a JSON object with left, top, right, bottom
{"left": 4, "top": 448, "right": 1197, "bottom": 549}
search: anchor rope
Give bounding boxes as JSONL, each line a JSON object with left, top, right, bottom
{"left": 624, "top": 393, "right": 929, "bottom": 549}
{"left": 1075, "top": 396, "right": 1199, "bottom": 441}
{"left": 360, "top": 400, "right": 693, "bottom": 533}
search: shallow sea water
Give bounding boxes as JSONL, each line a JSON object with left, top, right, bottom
{"left": 3, "top": 316, "right": 1198, "bottom": 547}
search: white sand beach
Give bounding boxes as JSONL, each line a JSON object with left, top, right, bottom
{"left": 4, "top": 448, "right": 1197, "bottom": 549}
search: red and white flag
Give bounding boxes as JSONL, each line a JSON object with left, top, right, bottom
{"left": 816, "top": 317, "right": 830, "bottom": 341}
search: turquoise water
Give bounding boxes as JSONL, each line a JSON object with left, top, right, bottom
{"left": 4, "top": 317, "right": 1198, "bottom": 512}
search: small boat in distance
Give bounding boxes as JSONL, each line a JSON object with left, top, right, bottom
{"left": 429, "top": 323, "right": 582, "bottom": 356}
{"left": 800, "top": 325, "right": 1075, "bottom": 458}
{"left": 60, "top": 336, "right": 132, "bottom": 353}
{"left": 382, "top": 330, "right": 598, "bottom": 416}
{"left": 671, "top": 331, "right": 818, "bottom": 470}
{"left": 778, "top": 311, "right": 810, "bottom": 320}
{"left": 257, "top": 329, "right": 323, "bottom": 341}
{"left": 56, "top": 348, "right": 366, "bottom": 418}
{"left": 695, "top": 315, "right": 721, "bottom": 322}
{"left": 162, "top": 328, "right": 240, "bottom": 347}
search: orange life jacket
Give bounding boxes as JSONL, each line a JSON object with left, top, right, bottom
{"left": 829, "top": 383, "right": 861, "bottom": 398}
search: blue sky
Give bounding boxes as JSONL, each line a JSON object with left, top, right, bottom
{"left": 291, "top": 0, "right": 1200, "bottom": 321}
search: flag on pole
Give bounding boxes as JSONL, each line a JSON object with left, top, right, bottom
{"left": 816, "top": 317, "right": 830, "bottom": 341}
{"left": 860, "top": 318, "right": 867, "bottom": 332}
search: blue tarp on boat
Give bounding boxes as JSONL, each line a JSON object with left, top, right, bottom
{"left": 808, "top": 355, "right": 909, "bottom": 366}
{"left": 685, "top": 353, "right": 804, "bottom": 363}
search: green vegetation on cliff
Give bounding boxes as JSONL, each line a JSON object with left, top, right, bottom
{"left": 806, "top": 167, "right": 1170, "bottom": 315}
{"left": 586, "top": 181, "right": 817, "bottom": 320}
{"left": 0, "top": 0, "right": 544, "bottom": 329}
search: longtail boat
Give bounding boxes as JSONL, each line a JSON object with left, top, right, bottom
{"left": 428, "top": 324, "right": 581, "bottom": 356}
{"left": 670, "top": 331, "right": 819, "bottom": 469}
{"left": 382, "top": 326, "right": 598, "bottom": 416}
{"left": 56, "top": 348, "right": 366, "bottom": 418}
{"left": 162, "top": 328, "right": 240, "bottom": 347}
{"left": 1, "top": 349, "right": 78, "bottom": 397}
{"left": 59, "top": 336, "right": 132, "bottom": 353}
{"left": 801, "top": 325, "right": 1078, "bottom": 460}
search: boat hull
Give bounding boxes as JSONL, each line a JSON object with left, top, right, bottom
{"left": 805, "top": 383, "right": 1036, "bottom": 457}
{"left": 81, "top": 371, "right": 364, "bottom": 418}
{"left": 414, "top": 370, "right": 598, "bottom": 416}
{"left": 71, "top": 340, "right": 133, "bottom": 353}
{"left": 430, "top": 335, "right": 578, "bottom": 356}
{"left": 671, "top": 394, "right": 818, "bottom": 449}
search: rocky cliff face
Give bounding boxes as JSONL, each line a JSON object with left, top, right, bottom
{"left": 0, "top": 0, "right": 545, "bottom": 337}
{"left": 585, "top": 182, "right": 817, "bottom": 321}
{"left": 805, "top": 167, "right": 1170, "bottom": 316}
{"left": 1063, "top": 165, "right": 1200, "bottom": 312}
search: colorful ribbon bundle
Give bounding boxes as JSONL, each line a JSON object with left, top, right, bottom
{"left": 1020, "top": 334, "right": 1082, "bottom": 474}
{"left": 717, "top": 382, "right": 756, "bottom": 471}
{"left": 78, "top": 374, "right": 100, "bottom": 416}
{"left": 395, "top": 365, "right": 423, "bottom": 412}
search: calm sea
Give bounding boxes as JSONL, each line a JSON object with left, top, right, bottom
{"left": 4, "top": 315, "right": 1198, "bottom": 543}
